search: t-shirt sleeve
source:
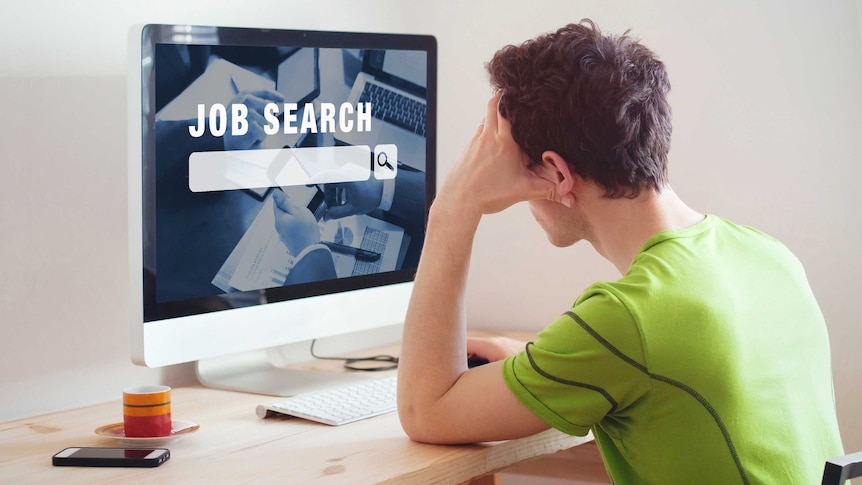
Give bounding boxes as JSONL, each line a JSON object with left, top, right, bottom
{"left": 502, "top": 287, "right": 651, "bottom": 437}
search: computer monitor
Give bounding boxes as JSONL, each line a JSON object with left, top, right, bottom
{"left": 128, "top": 24, "right": 436, "bottom": 396}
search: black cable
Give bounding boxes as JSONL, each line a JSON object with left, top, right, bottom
{"left": 309, "top": 339, "right": 399, "bottom": 372}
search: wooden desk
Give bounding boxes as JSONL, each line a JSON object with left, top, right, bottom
{"left": 0, "top": 385, "right": 592, "bottom": 484}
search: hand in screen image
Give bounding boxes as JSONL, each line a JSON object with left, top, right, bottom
{"left": 272, "top": 189, "right": 320, "bottom": 255}
{"left": 323, "top": 169, "right": 425, "bottom": 224}
{"left": 223, "top": 88, "right": 286, "bottom": 151}
{"left": 323, "top": 179, "right": 384, "bottom": 220}
{"left": 271, "top": 188, "right": 338, "bottom": 285}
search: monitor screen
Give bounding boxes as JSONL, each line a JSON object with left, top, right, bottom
{"left": 129, "top": 24, "right": 436, "bottom": 395}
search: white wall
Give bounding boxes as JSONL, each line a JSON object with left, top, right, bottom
{"left": 1, "top": 0, "right": 860, "bottom": 453}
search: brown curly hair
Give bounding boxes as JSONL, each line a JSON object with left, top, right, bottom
{"left": 487, "top": 19, "right": 671, "bottom": 198}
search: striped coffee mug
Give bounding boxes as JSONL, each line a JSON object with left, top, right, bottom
{"left": 123, "top": 385, "right": 172, "bottom": 438}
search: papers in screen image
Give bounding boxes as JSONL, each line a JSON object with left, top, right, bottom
{"left": 213, "top": 192, "right": 405, "bottom": 293}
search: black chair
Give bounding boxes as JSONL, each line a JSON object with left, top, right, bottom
{"left": 822, "top": 451, "right": 862, "bottom": 484}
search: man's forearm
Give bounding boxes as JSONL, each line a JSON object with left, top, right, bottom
{"left": 397, "top": 95, "right": 557, "bottom": 441}
{"left": 398, "top": 200, "right": 481, "bottom": 426}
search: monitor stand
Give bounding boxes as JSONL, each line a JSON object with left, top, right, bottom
{"left": 195, "top": 348, "right": 373, "bottom": 396}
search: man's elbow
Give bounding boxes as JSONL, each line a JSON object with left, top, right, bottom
{"left": 397, "top": 404, "right": 455, "bottom": 444}
{"left": 398, "top": 404, "right": 436, "bottom": 443}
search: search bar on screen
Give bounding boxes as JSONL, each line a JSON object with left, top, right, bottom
{"left": 188, "top": 145, "right": 372, "bottom": 193}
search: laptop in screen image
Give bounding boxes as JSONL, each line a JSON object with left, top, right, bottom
{"left": 336, "top": 49, "right": 428, "bottom": 171}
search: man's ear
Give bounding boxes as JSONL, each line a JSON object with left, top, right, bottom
{"left": 537, "top": 151, "right": 576, "bottom": 208}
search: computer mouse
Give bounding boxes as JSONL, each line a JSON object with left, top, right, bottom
{"left": 467, "top": 354, "right": 490, "bottom": 368}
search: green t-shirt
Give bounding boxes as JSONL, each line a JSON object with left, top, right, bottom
{"left": 503, "top": 215, "right": 843, "bottom": 484}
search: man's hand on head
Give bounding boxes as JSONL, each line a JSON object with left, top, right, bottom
{"left": 434, "top": 95, "right": 557, "bottom": 219}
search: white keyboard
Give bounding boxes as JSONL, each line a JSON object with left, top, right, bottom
{"left": 256, "top": 375, "right": 398, "bottom": 426}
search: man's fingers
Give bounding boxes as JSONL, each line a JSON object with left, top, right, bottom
{"left": 466, "top": 337, "right": 493, "bottom": 359}
{"left": 243, "top": 94, "right": 276, "bottom": 114}
{"left": 272, "top": 189, "right": 288, "bottom": 212}
{"left": 247, "top": 89, "right": 286, "bottom": 104}
{"left": 495, "top": 99, "right": 514, "bottom": 139}
{"left": 325, "top": 204, "right": 352, "bottom": 220}
{"left": 234, "top": 89, "right": 285, "bottom": 114}
{"left": 519, "top": 164, "right": 565, "bottom": 204}
{"left": 535, "top": 179, "right": 574, "bottom": 208}
{"left": 473, "top": 118, "right": 485, "bottom": 139}
{"left": 483, "top": 95, "right": 501, "bottom": 134}
{"left": 272, "top": 189, "right": 301, "bottom": 214}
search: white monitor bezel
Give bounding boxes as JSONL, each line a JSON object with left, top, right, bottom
{"left": 128, "top": 24, "right": 435, "bottom": 369}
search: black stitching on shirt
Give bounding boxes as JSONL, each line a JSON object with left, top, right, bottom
{"left": 524, "top": 342, "right": 619, "bottom": 415}
{"left": 563, "top": 310, "right": 750, "bottom": 485}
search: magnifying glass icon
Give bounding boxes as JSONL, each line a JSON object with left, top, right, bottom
{"left": 376, "top": 151, "right": 394, "bottom": 170}
{"left": 373, "top": 144, "right": 398, "bottom": 180}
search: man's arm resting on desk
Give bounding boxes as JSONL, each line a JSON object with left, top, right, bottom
{"left": 397, "top": 97, "right": 562, "bottom": 444}
{"left": 396, "top": 202, "right": 549, "bottom": 444}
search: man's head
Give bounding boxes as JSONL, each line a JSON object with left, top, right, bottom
{"left": 487, "top": 19, "right": 672, "bottom": 199}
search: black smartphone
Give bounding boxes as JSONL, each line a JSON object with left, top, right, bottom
{"left": 52, "top": 447, "right": 170, "bottom": 468}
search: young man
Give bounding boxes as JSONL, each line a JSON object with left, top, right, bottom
{"left": 396, "top": 20, "right": 844, "bottom": 484}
